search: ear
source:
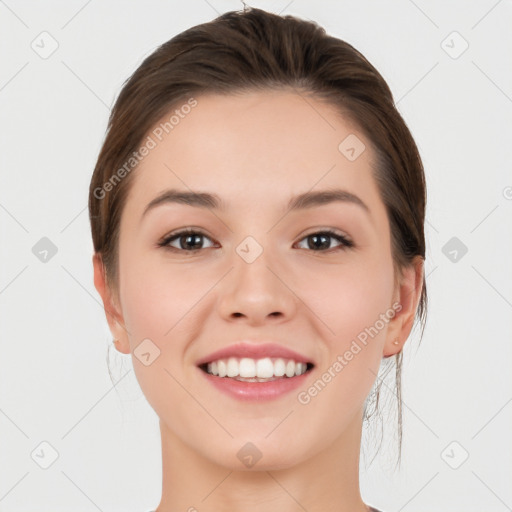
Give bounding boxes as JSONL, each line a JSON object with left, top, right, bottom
{"left": 383, "top": 255, "right": 424, "bottom": 358}
{"left": 92, "top": 253, "right": 130, "bottom": 354}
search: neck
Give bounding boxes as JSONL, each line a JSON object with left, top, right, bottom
{"left": 155, "top": 408, "right": 370, "bottom": 512}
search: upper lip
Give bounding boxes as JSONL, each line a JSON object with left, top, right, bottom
{"left": 196, "top": 342, "right": 314, "bottom": 367}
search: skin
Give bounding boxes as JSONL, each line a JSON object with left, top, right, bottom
{"left": 93, "top": 89, "right": 424, "bottom": 512}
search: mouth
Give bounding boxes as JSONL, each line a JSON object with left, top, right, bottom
{"left": 195, "top": 342, "right": 316, "bottom": 400}
{"left": 198, "top": 357, "right": 315, "bottom": 382}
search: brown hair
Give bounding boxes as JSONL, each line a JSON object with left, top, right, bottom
{"left": 89, "top": 6, "right": 427, "bottom": 467}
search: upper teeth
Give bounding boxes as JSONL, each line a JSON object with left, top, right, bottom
{"left": 206, "top": 357, "right": 308, "bottom": 378}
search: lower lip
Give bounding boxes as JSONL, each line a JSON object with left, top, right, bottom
{"left": 199, "top": 368, "right": 311, "bottom": 401}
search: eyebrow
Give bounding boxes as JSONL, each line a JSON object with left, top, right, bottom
{"left": 141, "top": 188, "right": 370, "bottom": 219}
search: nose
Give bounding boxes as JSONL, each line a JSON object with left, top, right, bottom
{"left": 217, "top": 246, "right": 297, "bottom": 326}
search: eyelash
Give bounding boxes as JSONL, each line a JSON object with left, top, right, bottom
{"left": 157, "top": 228, "right": 354, "bottom": 253}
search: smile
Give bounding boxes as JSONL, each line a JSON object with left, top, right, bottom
{"left": 196, "top": 341, "right": 315, "bottom": 400}
{"left": 199, "top": 357, "right": 314, "bottom": 381}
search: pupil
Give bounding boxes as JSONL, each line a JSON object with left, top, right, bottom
{"left": 310, "top": 234, "right": 329, "bottom": 250}
{"left": 183, "top": 234, "right": 202, "bottom": 249}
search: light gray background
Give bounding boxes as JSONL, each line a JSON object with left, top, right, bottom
{"left": 1, "top": 1, "right": 511, "bottom": 511}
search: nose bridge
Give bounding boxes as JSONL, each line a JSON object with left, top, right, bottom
{"left": 218, "top": 233, "right": 295, "bottom": 322}
{"left": 235, "top": 235, "right": 275, "bottom": 287}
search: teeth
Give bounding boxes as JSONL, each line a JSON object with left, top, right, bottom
{"left": 218, "top": 360, "right": 227, "bottom": 377}
{"left": 286, "top": 360, "right": 295, "bottom": 378}
{"left": 205, "top": 357, "right": 309, "bottom": 379}
{"left": 274, "top": 358, "right": 286, "bottom": 377}
{"left": 256, "top": 358, "right": 273, "bottom": 378}
{"left": 226, "top": 357, "right": 238, "bottom": 377}
{"left": 297, "top": 362, "right": 307, "bottom": 376}
{"left": 240, "top": 357, "right": 256, "bottom": 378}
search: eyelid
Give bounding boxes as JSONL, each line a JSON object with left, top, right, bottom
{"left": 299, "top": 227, "right": 352, "bottom": 242}
{"left": 295, "top": 228, "right": 354, "bottom": 249}
{"left": 157, "top": 227, "right": 215, "bottom": 247}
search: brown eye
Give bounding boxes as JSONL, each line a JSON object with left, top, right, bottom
{"left": 296, "top": 230, "right": 353, "bottom": 252}
{"left": 159, "top": 229, "right": 215, "bottom": 251}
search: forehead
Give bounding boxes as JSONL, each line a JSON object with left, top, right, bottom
{"left": 123, "top": 89, "right": 385, "bottom": 219}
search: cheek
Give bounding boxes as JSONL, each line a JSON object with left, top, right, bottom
{"left": 117, "top": 253, "right": 204, "bottom": 413}
{"left": 294, "top": 257, "right": 394, "bottom": 429}
{"left": 295, "top": 253, "right": 395, "bottom": 343}
{"left": 119, "top": 243, "right": 205, "bottom": 341}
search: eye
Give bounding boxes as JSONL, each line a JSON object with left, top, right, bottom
{"left": 295, "top": 229, "right": 354, "bottom": 252}
{"left": 158, "top": 228, "right": 354, "bottom": 253}
{"left": 158, "top": 228, "right": 216, "bottom": 252}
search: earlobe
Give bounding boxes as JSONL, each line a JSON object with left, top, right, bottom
{"left": 382, "top": 337, "right": 401, "bottom": 359}
{"left": 383, "top": 256, "right": 424, "bottom": 357}
{"left": 92, "top": 253, "right": 130, "bottom": 354}
{"left": 112, "top": 338, "right": 131, "bottom": 355}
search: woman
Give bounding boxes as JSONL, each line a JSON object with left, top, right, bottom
{"left": 89, "top": 7, "right": 427, "bottom": 512}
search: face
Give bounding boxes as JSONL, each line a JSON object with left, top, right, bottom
{"left": 97, "top": 89, "right": 417, "bottom": 470}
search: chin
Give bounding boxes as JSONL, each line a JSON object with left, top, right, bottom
{"left": 201, "top": 437, "right": 310, "bottom": 472}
